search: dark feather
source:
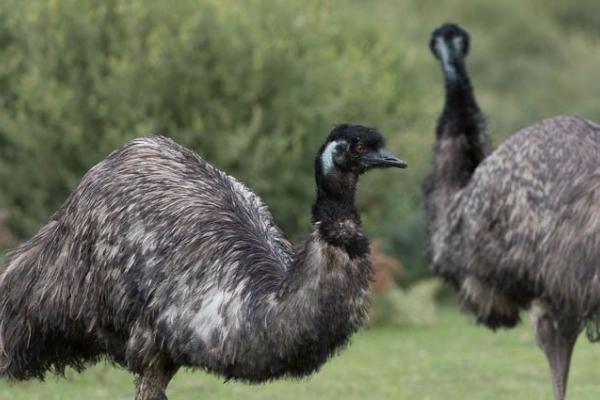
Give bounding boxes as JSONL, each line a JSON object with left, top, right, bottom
{"left": 424, "top": 23, "right": 600, "bottom": 333}
{"left": 0, "top": 124, "right": 398, "bottom": 396}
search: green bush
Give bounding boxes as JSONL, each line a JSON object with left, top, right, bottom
{"left": 0, "top": 0, "right": 424, "bottom": 241}
{"left": 1, "top": 0, "right": 600, "bottom": 284}
{"left": 370, "top": 279, "right": 441, "bottom": 327}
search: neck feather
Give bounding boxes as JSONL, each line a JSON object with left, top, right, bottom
{"left": 431, "top": 56, "right": 488, "bottom": 189}
{"left": 311, "top": 172, "right": 368, "bottom": 258}
{"left": 440, "top": 59, "right": 480, "bottom": 136}
{"left": 275, "top": 170, "right": 371, "bottom": 353}
{"left": 205, "top": 170, "right": 372, "bottom": 381}
{"left": 424, "top": 59, "right": 489, "bottom": 243}
{"left": 269, "top": 227, "right": 370, "bottom": 377}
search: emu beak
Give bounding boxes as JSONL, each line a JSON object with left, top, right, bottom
{"left": 361, "top": 149, "right": 407, "bottom": 169}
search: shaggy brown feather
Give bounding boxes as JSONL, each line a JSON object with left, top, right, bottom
{"left": 424, "top": 23, "right": 600, "bottom": 400}
{"left": 0, "top": 124, "right": 405, "bottom": 400}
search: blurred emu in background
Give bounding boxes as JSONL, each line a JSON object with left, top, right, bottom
{"left": 424, "top": 23, "right": 600, "bottom": 400}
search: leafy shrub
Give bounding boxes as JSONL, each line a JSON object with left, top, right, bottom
{"left": 368, "top": 239, "right": 439, "bottom": 327}
{"left": 2, "top": 0, "right": 600, "bottom": 286}
{"left": 370, "top": 280, "right": 441, "bottom": 327}
{"left": 370, "top": 238, "right": 404, "bottom": 294}
{"left": 0, "top": 210, "right": 17, "bottom": 251}
{"left": 0, "top": 0, "right": 424, "bottom": 245}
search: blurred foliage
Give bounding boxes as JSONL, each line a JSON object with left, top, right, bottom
{"left": 368, "top": 237, "right": 439, "bottom": 327}
{"left": 369, "top": 238, "right": 403, "bottom": 294}
{"left": 370, "top": 277, "right": 441, "bottom": 327}
{"left": 370, "top": 278, "right": 441, "bottom": 327}
{"left": 0, "top": 210, "right": 17, "bottom": 250}
{"left": 1, "top": 0, "right": 600, "bottom": 283}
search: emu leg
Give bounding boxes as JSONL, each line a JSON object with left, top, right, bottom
{"left": 528, "top": 301, "right": 580, "bottom": 400}
{"left": 134, "top": 364, "right": 178, "bottom": 400}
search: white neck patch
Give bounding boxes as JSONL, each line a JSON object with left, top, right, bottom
{"left": 321, "top": 140, "right": 346, "bottom": 175}
{"left": 435, "top": 37, "right": 457, "bottom": 81}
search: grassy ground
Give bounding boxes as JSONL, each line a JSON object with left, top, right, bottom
{"left": 2, "top": 309, "right": 600, "bottom": 400}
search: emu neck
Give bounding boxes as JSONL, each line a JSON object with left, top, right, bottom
{"left": 311, "top": 172, "right": 368, "bottom": 257}
{"left": 439, "top": 59, "right": 481, "bottom": 138}
{"left": 189, "top": 167, "right": 371, "bottom": 381}
{"left": 314, "top": 173, "right": 359, "bottom": 221}
{"left": 424, "top": 59, "right": 489, "bottom": 236}
{"left": 441, "top": 60, "right": 475, "bottom": 115}
{"left": 268, "top": 174, "right": 370, "bottom": 377}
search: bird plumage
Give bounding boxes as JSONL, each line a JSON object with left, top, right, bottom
{"left": 0, "top": 125, "right": 405, "bottom": 399}
{"left": 430, "top": 115, "right": 600, "bottom": 326}
{"left": 424, "top": 23, "right": 600, "bottom": 400}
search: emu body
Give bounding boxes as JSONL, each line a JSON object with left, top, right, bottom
{"left": 424, "top": 23, "right": 600, "bottom": 400}
{"left": 0, "top": 126, "right": 405, "bottom": 399}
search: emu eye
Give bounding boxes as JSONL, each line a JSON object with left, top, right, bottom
{"left": 355, "top": 144, "right": 367, "bottom": 155}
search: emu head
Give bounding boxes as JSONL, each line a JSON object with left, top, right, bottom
{"left": 430, "top": 23, "right": 470, "bottom": 63}
{"left": 316, "top": 124, "right": 406, "bottom": 183}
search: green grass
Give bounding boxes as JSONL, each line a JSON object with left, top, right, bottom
{"left": 2, "top": 309, "right": 600, "bottom": 399}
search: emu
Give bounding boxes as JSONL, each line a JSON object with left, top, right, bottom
{"left": 0, "top": 125, "right": 406, "bottom": 399}
{"left": 424, "top": 23, "right": 600, "bottom": 400}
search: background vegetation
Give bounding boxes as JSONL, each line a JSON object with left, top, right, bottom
{"left": 2, "top": 0, "right": 600, "bottom": 397}
{"left": 2, "top": 0, "right": 600, "bottom": 282}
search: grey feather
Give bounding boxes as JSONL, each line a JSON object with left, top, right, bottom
{"left": 0, "top": 124, "right": 403, "bottom": 400}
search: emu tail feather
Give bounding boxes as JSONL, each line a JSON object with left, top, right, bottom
{"left": 0, "top": 220, "right": 58, "bottom": 380}
{"left": 0, "top": 219, "right": 96, "bottom": 380}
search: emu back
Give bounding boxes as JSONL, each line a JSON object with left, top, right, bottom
{"left": 431, "top": 116, "right": 600, "bottom": 327}
{"left": 0, "top": 124, "right": 407, "bottom": 400}
{"left": 3, "top": 134, "right": 347, "bottom": 380}
{"left": 0, "top": 136, "right": 295, "bottom": 379}
{"left": 424, "top": 23, "right": 600, "bottom": 400}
